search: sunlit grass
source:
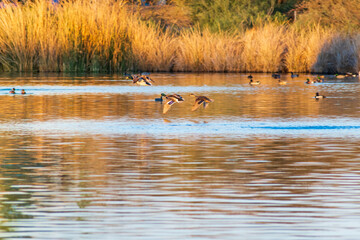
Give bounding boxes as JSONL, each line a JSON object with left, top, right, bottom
{"left": 242, "top": 23, "right": 286, "bottom": 72}
{"left": 175, "top": 28, "right": 244, "bottom": 72}
{"left": 285, "top": 25, "right": 334, "bottom": 73}
{"left": 0, "top": 0, "right": 357, "bottom": 73}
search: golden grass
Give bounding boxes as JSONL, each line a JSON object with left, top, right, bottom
{"left": 242, "top": 23, "right": 286, "bottom": 72}
{"left": 0, "top": 0, "right": 357, "bottom": 73}
{"left": 175, "top": 28, "right": 244, "bottom": 72}
{"left": 56, "top": 0, "right": 130, "bottom": 72}
{"left": 127, "top": 19, "right": 177, "bottom": 72}
{"left": 285, "top": 25, "right": 334, "bottom": 73}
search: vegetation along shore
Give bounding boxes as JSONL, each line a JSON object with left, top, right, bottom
{"left": 0, "top": 0, "right": 359, "bottom": 73}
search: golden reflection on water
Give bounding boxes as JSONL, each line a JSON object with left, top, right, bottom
{"left": 0, "top": 73, "right": 359, "bottom": 239}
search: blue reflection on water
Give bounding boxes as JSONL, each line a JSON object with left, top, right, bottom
{"left": 4, "top": 118, "right": 360, "bottom": 138}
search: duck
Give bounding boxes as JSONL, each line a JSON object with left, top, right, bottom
{"left": 278, "top": 79, "right": 287, "bottom": 85}
{"left": 162, "top": 94, "right": 185, "bottom": 114}
{"left": 142, "top": 74, "right": 155, "bottom": 83}
{"left": 345, "top": 72, "right": 358, "bottom": 77}
{"left": 155, "top": 93, "right": 166, "bottom": 102}
{"left": 131, "top": 74, "right": 154, "bottom": 86}
{"left": 315, "top": 76, "right": 323, "bottom": 83}
{"left": 272, "top": 73, "right": 280, "bottom": 79}
{"left": 335, "top": 74, "right": 346, "bottom": 79}
{"left": 291, "top": 72, "right": 299, "bottom": 78}
{"left": 305, "top": 78, "right": 314, "bottom": 84}
{"left": 189, "top": 93, "right": 214, "bottom": 111}
{"left": 9, "top": 88, "right": 15, "bottom": 94}
{"left": 247, "top": 74, "right": 253, "bottom": 80}
{"left": 249, "top": 79, "right": 260, "bottom": 85}
{"left": 315, "top": 92, "right": 326, "bottom": 99}
{"left": 21, "top": 89, "right": 26, "bottom": 94}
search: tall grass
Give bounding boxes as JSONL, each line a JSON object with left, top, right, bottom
{"left": 285, "top": 25, "right": 334, "bottom": 73}
{"left": 127, "top": 19, "right": 176, "bottom": 72}
{"left": 0, "top": 0, "right": 358, "bottom": 73}
{"left": 175, "top": 28, "right": 244, "bottom": 72}
{"left": 242, "top": 23, "right": 286, "bottom": 72}
{"left": 0, "top": 0, "right": 131, "bottom": 72}
{"left": 312, "top": 35, "right": 359, "bottom": 73}
{"left": 55, "top": 0, "right": 131, "bottom": 72}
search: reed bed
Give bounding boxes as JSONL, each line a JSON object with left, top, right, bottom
{"left": 175, "top": 28, "right": 244, "bottom": 72}
{"left": 312, "top": 34, "right": 359, "bottom": 73}
{"left": 285, "top": 26, "right": 333, "bottom": 73}
{"left": 242, "top": 23, "right": 286, "bottom": 73}
{"left": 0, "top": 0, "right": 357, "bottom": 73}
{"left": 127, "top": 19, "right": 176, "bottom": 72}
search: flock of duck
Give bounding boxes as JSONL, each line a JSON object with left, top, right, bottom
{"left": 248, "top": 71, "right": 360, "bottom": 99}
{"left": 128, "top": 74, "right": 213, "bottom": 114}
{"left": 128, "top": 71, "right": 360, "bottom": 113}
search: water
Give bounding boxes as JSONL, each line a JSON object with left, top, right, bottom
{"left": 0, "top": 73, "right": 360, "bottom": 239}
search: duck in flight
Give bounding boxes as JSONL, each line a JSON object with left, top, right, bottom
{"left": 189, "top": 93, "right": 214, "bottom": 111}
{"left": 131, "top": 74, "right": 154, "bottom": 86}
{"left": 162, "top": 94, "right": 185, "bottom": 114}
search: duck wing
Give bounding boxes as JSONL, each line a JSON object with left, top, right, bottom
{"left": 192, "top": 100, "right": 204, "bottom": 111}
{"left": 146, "top": 76, "right": 155, "bottom": 83}
{"left": 163, "top": 100, "right": 175, "bottom": 114}
{"left": 144, "top": 78, "right": 152, "bottom": 86}
{"left": 172, "top": 94, "right": 184, "bottom": 101}
{"left": 203, "top": 102, "right": 210, "bottom": 109}
{"left": 142, "top": 75, "right": 155, "bottom": 83}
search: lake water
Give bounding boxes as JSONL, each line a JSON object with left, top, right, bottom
{"left": 0, "top": 73, "right": 360, "bottom": 239}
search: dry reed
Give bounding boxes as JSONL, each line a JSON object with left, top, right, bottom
{"left": 175, "top": 28, "right": 244, "bottom": 72}
{"left": 285, "top": 26, "right": 334, "bottom": 73}
{"left": 0, "top": 0, "right": 358, "bottom": 73}
{"left": 312, "top": 35, "right": 358, "bottom": 73}
{"left": 242, "top": 23, "right": 287, "bottom": 72}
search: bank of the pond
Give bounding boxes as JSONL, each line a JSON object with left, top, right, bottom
{"left": 0, "top": 0, "right": 358, "bottom": 74}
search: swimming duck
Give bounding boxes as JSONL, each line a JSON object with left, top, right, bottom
{"left": 278, "top": 79, "right": 287, "bottom": 85}
{"left": 335, "top": 74, "right": 346, "bottom": 79}
{"left": 162, "top": 94, "right": 185, "bottom": 114}
{"left": 315, "top": 92, "right": 326, "bottom": 99}
{"left": 189, "top": 93, "right": 214, "bottom": 111}
{"left": 315, "top": 76, "right": 323, "bottom": 83}
{"left": 345, "top": 72, "right": 358, "bottom": 77}
{"left": 249, "top": 79, "right": 260, "bottom": 85}
{"left": 305, "top": 78, "right": 314, "bottom": 84}
{"left": 272, "top": 73, "right": 280, "bottom": 79}
{"left": 247, "top": 74, "right": 253, "bottom": 80}
{"left": 9, "top": 88, "right": 15, "bottom": 94}
{"left": 291, "top": 72, "right": 299, "bottom": 78}
{"left": 155, "top": 93, "right": 166, "bottom": 102}
{"left": 21, "top": 89, "right": 26, "bottom": 94}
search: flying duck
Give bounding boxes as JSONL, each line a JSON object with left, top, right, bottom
{"left": 189, "top": 93, "right": 214, "bottom": 111}
{"left": 162, "top": 94, "right": 185, "bottom": 114}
